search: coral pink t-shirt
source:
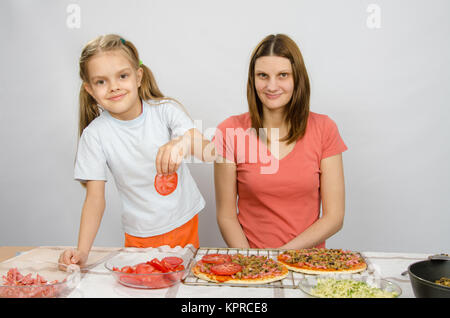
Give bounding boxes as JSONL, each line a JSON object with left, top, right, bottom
{"left": 214, "top": 112, "right": 347, "bottom": 248}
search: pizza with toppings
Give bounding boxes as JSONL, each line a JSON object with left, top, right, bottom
{"left": 277, "top": 248, "right": 367, "bottom": 274}
{"left": 192, "top": 253, "right": 289, "bottom": 284}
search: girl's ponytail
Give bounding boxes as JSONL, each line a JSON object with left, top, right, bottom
{"left": 138, "top": 63, "right": 164, "bottom": 101}
{"left": 78, "top": 85, "right": 100, "bottom": 138}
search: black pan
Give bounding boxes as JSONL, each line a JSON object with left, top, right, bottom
{"left": 408, "top": 259, "right": 450, "bottom": 298}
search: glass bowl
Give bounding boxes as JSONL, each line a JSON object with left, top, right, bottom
{"left": 0, "top": 260, "right": 81, "bottom": 298}
{"left": 104, "top": 251, "right": 189, "bottom": 289}
{"left": 298, "top": 274, "right": 402, "bottom": 298}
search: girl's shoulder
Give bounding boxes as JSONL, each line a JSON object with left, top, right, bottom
{"left": 82, "top": 111, "right": 109, "bottom": 135}
{"left": 145, "top": 98, "right": 189, "bottom": 116}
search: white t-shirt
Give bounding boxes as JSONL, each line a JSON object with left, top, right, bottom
{"left": 74, "top": 99, "right": 205, "bottom": 237}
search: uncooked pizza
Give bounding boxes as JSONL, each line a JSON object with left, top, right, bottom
{"left": 192, "top": 253, "right": 289, "bottom": 284}
{"left": 277, "top": 248, "right": 367, "bottom": 274}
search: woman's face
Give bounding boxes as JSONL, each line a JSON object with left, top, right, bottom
{"left": 84, "top": 50, "right": 143, "bottom": 121}
{"left": 254, "top": 56, "right": 294, "bottom": 112}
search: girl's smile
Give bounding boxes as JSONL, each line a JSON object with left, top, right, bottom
{"left": 108, "top": 92, "right": 127, "bottom": 101}
{"left": 83, "top": 50, "right": 143, "bottom": 121}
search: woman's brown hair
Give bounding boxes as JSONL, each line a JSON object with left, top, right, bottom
{"left": 247, "top": 34, "right": 310, "bottom": 144}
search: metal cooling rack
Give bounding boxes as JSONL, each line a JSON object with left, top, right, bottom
{"left": 183, "top": 247, "right": 374, "bottom": 289}
{"left": 183, "top": 247, "right": 303, "bottom": 289}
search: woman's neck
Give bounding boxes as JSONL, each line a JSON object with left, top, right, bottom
{"left": 262, "top": 107, "right": 289, "bottom": 140}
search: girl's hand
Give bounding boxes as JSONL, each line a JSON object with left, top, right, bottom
{"left": 156, "top": 135, "right": 190, "bottom": 175}
{"left": 58, "top": 248, "right": 88, "bottom": 270}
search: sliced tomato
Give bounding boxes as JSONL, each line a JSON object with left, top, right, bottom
{"left": 135, "top": 263, "right": 156, "bottom": 274}
{"left": 161, "top": 256, "right": 184, "bottom": 270}
{"left": 119, "top": 274, "right": 142, "bottom": 286}
{"left": 201, "top": 253, "right": 232, "bottom": 264}
{"left": 148, "top": 258, "right": 169, "bottom": 273}
{"left": 141, "top": 275, "right": 170, "bottom": 288}
{"left": 154, "top": 172, "right": 178, "bottom": 196}
{"left": 120, "top": 266, "right": 135, "bottom": 274}
{"left": 210, "top": 263, "right": 242, "bottom": 276}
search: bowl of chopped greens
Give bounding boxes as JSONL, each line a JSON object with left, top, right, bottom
{"left": 298, "top": 274, "right": 401, "bottom": 298}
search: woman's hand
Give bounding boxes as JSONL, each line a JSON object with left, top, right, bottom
{"left": 156, "top": 135, "right": 190, "bottom": 175}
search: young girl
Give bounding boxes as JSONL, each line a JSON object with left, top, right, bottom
{"left": 59, "top": 34, "right": 213, "bottom": 267}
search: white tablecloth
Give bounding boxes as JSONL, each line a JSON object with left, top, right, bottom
{"left": 57, "top": 248, "right": 428, "bottom": 298}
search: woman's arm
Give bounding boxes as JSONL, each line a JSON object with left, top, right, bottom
{"left": 59, "top": 180, "right": 106, "bottom": 266}
{"left": 279, "top": 153, "right": 345, "bottom": 249}
{"left": 214, "top": 157, "right": 250, "bottom": 248}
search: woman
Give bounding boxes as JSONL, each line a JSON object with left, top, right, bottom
{"left": 214, "top": 34, "right": 347, "bottom": 249}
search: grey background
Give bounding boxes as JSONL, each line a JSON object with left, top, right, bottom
{"left": 1, "top": 0, "right": 449, "bottom": 253}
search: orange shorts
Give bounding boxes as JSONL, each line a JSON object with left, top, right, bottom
{"left": 124, "top": 215, "right": 199, "bottom": 249}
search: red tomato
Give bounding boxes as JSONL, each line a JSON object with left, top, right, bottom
{"left": 119, "top": 274, "right": 142, "bottom": 286}
{"left": 141, "top": 275, "right": 169, "bottom": 288}
{"left": 210, "top": 263, "right": 242, "bottom": 276}
{"left": 201, "top": 254, "right": 232, "bottom": 264}
{"left": 148, "top": 258, "right": 169, "bottom": 273}
{"left": 161, "top": 257, "right": 184, "bottom": 270}
{"left": 154, "top": 172, "right": 178, "bottom": 196}
{"left": 135, "top": 263, "right": 155, "bottom": 274}
{"left": 173, "top": 264, "right": 185, "bottom": 271}
{"left": 120, "top": 266, "right": 135, "bottom": 274}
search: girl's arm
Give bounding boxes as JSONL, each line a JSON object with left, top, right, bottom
{"left": 214, "top": 157, "right": 250, "bottom": 248}
{"left": 279, "top": 153, "right": 345, "bottom": 249}
{"left": 59, "top": 180, "right": 106, "bottom": 266}
{"left": 156, "top": 128, "right": 216, "bottom": 175}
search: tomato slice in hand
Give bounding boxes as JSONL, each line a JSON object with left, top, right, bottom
{"left": 210, "top": 263, "right": 242, "bottom": 276}
{"left": 154, "top": 172, "right": 178, "bottom": 196}
{"left": 201, "top": 254, "right": 232, "bottom": 264}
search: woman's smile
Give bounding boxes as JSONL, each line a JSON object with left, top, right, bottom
{"left": 264, "top": 92, "right": 283, "bottom": 100}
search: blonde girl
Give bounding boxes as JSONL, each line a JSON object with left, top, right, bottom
{"left": 59, "top": 34, "right": 212, "bottom": 267}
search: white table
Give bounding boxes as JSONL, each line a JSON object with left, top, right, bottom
{"left": 63, "top": 249, "right": 427, "bottom": 298}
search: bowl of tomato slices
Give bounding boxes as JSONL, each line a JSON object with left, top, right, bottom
{"left": 105, "top": 252, "right": 188, "bottom": 289}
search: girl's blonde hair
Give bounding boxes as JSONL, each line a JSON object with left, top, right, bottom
{"left": 247, "top": 34, "right": 311, "bottom": 144}
{"left": 78, "top": 34, "right": 182, "bottom": 137}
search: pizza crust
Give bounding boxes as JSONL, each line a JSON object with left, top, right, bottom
{"left": 278, "top": 261, "right": 367, "bottom": 274}
{"left": 192, "top": 263, "right": 289, "bottom": 285}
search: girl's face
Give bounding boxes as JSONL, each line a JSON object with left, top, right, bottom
{"left": 84, "top": 50, "right": 143, "bottom": 121}
{"left": 254, "top": 56, "right": 294, "bottom": 112}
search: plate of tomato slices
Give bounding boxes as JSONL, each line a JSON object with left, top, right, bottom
{"left": 105, "top": 252, "right": 188, "bottom": 289}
